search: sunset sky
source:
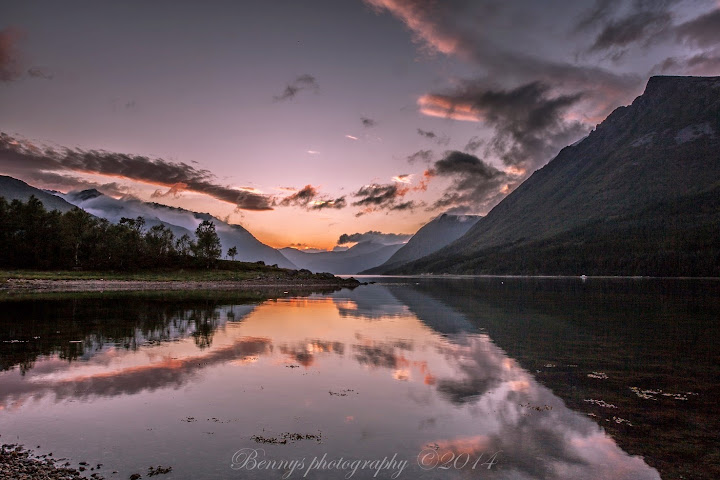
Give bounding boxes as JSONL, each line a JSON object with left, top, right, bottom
{"left": 2, "top": 0, "right": 719, "bottom": 249}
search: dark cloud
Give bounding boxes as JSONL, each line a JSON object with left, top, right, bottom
{"left": 361, "top": 116, "right": 377, "bottom": 127}
{"left": 675, "top": 8, "right": 720, "bottom": 48}
{"left": 417, "top": 129, "right": 450, "bottom": 145}
{"left": 311, "top": 196, "right": 347, "bottom": 210}
{"left": 0, "top": 27, "right": 23, "bottom": 82}
{"left": 278, "top": 184, "right": 318, "bottom": 207}
{"left": 277, "top": 184, "right": 346, "bottom": 210}
{"left": 337, "top": 230, "right": 412, "bottom": 245}
{"left": 464, "top": 136, "right": 483, "bottom": 153}
{"left": 27, "top": 66, "right": 53, "bottom": 80}
{"left": 426, "top": 151, "right": 509, "bottom": 212}
{"left": 369, "top": 0, "right": 643, "bottom": 130}
{"left": 13, "top": 170, "right": 130, "bottom": 198}
{"left": 653, "top": 51, "right": 720, "bottom": 76}
{"left": 273, "top": 74, "right": 319, "bottom": 101}
{"left": 417, "top": 128, "right": 437, "bottom": 139}
{"left": 573, "top": 0, "right": 623, "bottom": 33}
{"left": 407, "top": 149, "right": 434, "bottom": 164}
{"left": 423, "top": 81, "right": 587, "bottom": 171}
{"left": 0, "top": 132, "right": 274, "bottom": 210}
{"left": 351, "top": 182, "right": 411, "bottom": 214}
{"left": 588, "top": 10, "right": 672, "bottom": 55}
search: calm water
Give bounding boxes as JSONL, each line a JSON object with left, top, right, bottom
{"left": 0, "top": 278, "right": 718, "bottom": 479}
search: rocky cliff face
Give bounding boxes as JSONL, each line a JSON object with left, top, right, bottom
{"left": 391, "top": 76, "right": 720, "bottom": 276}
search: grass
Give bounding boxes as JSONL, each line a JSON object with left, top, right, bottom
{"left": 0, "top": 261, "right": 346, "bottom": 283}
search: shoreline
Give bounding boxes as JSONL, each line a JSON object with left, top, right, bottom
{"left": 1, "top": 277, "right": 361, "bottom": 293}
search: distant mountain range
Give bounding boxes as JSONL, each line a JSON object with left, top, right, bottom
{"left": 280, "top": 242, "right": 404, "bottom": 274}
{"left": 362, "top": 213, "right": 480, "bottom": 274}
{"left": 388, "top": 76, "right": 720, "bottom": 276}
{"left": 0, "top": 177, "right": 296, "bottom": 269}
{"left": 4, "top": 76, "right": 717, "bottom": 276}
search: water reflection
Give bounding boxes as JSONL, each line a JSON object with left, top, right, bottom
{"left": 0, "top": 284, "right": 674, "bottom": 479}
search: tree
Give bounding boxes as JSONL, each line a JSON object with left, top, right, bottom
{"left": 193, "top": 220, "right": 222, "bottom": 267}
{"left": 175, "top": 234, "right": 193, "bottom": 257}
{"left": 227, "top": 246, "right": 238, "bottom": 261}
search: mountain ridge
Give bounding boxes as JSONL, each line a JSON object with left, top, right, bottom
{"left": 387, "top": 76, "right": 720, "bottom": 276}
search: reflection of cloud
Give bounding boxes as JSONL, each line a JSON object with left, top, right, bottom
{"left": 278, "top": 340, "right": 345, "bottom": 367}
{"left": 0, "top": 337, "right": 271, "bottom": 407}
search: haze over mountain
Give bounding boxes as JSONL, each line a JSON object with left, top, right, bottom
{"left": 362, "top": 213, "right": 480, "bottom": 274}
{"left": 388, "top": 76, "right": 720, "bottom": 277}
{"left": 59, "top": 189, "right": 297, "bottom": 269}
{"left": 280, "top": 241, "right": 404, "bottom": 274}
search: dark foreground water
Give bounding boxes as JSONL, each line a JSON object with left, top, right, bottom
{"left": 0, "top": 278, "right": 718, "bottom": 479}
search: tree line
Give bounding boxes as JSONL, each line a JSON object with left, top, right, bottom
{"left": 0, "top": 196, "right": 231, "bottom": 270}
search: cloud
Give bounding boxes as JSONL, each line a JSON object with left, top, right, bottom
{"left": 587, "top": 10, "right": 672, "bottom": 56}
{"left": 425, "top": 151, "right": 511, "bottom": 213}
{"left": 464, "top": 136, "right": 484, "bottom": 153}
{"left": 352, "top": 183, "right": 406, "bottom": 207}
{"left": 392, "top": 174, "right": 412, "bottom": 184}
{"left": 310, "top": 196, "right": 347, "bottom": 210}
{"left": 27, "top": 66, "right": 53, "bottom": 80}
{"left": 652, "top": 50, "right": 720, "bottom": 75}
{"left": 0, "top": 132, "right": 274, "bottom": 210}
{"left": 351, "top": 181, "right": 425, "bottom": 216}
{"left": 573, "top": 0, "right": 624, "bottom": 33}
{"left": 361, "top": 117, "right": 377, "bottom": 127}
{"left": 421, "top": 81, "right": 587, "bottom": 172}
{"left": 12, "top": 170, "right": 131, "bottom": 197}
{"left": 417, "top": 128, "right": 450, "bottom": 145}
{"left": 368, "top": 0, "right": 643, "bottom": 134}
{"left": 277, "top": 184, "right": 346, "bottom": 210}
{"left": 151, "top": 182, "right": 188, "bottom": 199}
{"left": 273, "top": 74, "right": 319, "bottom": 101}
{"left": 675, "top": 8, "right": 720, "bottom": 48}
{"left": 0, "top": 27, "right": 23, "bottom": 82}
{"left": 407, "top": 149, "right": 434, "bottom": 164}
{"left": 337, "top": 231, "right": 412, "bottom": 245}
{"left": 345, "top": 134, "right": 359, "bottom": 140}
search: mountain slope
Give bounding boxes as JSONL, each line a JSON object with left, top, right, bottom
{"left": 362, "top": 214, "right": 480, "bottom": 274}
{"left": 0, "top": 176, "right": 79, "bottom": 213}
{"left": 391, "top": 76, "right": 720, "bottom": 276}
{"left": 58, "top": 189, "right": 297, "bottom": 269}
{"left": 280, "top": 241, "right": 404, "bottom": 274}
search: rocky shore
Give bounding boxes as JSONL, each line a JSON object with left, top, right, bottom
{"left": 0, "top": 444, "right": 99, "bottom": 480}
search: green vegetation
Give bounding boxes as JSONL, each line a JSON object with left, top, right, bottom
{"left": 1, "top": 195, "right": 253, "bottom": 272}
{"left": 0, "top": 196, "right": 359, "bottom": 285}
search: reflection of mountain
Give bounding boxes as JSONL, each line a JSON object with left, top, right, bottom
{"left": 280, "top": 241, "right": 403, "bottom": 274}
{"left": 389, "top": 277, "right": 720, "bottom": 480}
{"left": 60, "top": 189, "right": 296, "bottom": 268}
{"left": 0, "top": 286, "right": 663, "bottom": 480}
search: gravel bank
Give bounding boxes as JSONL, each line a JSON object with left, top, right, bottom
{"left": 0, "top": 444, "right": 100, "bottom": 480}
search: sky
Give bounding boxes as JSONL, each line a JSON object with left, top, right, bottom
{"left": 1, "top": 0, "right": 719, "bottom": 249}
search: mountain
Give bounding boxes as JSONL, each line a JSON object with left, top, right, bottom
{"left": 280, "top": 241, "right": 404, "bottom": 274}
{"left": 390, "top": 76, "right": 720, "bottom": 276}
{"left": 362, "top": 213, "right": 480, "bottom": 274}
{"left": 57, "top": 189, "right": 297, "bottom": 269}
{"left": 0, "top": 175, "right": 79, "bottom": 213}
